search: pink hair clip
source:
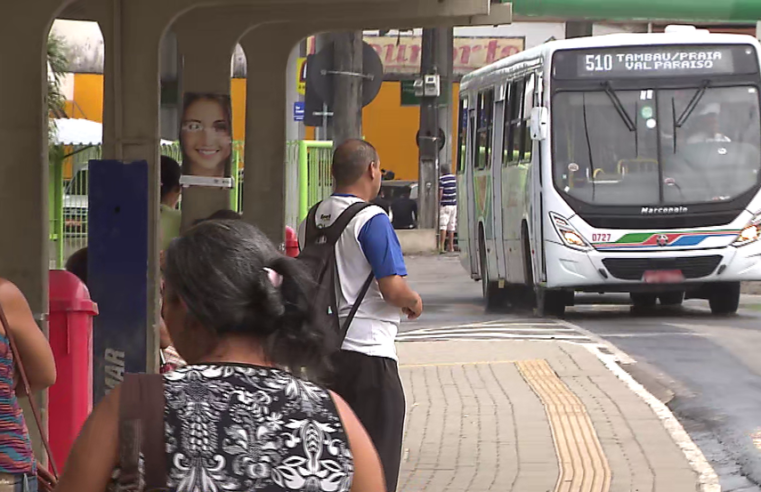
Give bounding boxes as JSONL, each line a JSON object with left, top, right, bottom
{"left": 264, "top": 268, "right": 283, "bottom": 288}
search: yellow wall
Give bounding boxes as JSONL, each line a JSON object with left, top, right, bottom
{"left": 63, "top": 73, "right": 457, "bottom": 181}
{"left": 362, "top": 82, "right": 419, "bottom": 181}
{"left": 69, "top": 74, "right": 104, "bottom": 122}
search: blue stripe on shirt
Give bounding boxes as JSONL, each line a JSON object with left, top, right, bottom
{"left": 358, "top": 213, "right": 408, "bottom": 279}
{"left": 440, "top": 174, "right": 457, "bottom": 206}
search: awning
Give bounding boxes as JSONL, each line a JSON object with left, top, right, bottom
{"left": 52, "top": 118, "right": 175, "bottom": 146}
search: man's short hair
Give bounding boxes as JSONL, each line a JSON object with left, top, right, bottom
{"left": 332, "top": 139, "right": 379, "bottom": 187}
{"left": 441, "top": 164, "right": 452, "bottom": 175}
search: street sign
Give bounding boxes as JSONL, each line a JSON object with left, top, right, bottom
{"left": 307, "top": 41, "right": 384, "bottom": 108}
{"left": 401, "top": 80, "right": 420, "bottom": 106}
{"left": 297, "top": 58, "right": 307, "bottom": 96}
{"left": 294, "top": 101, "right": 305, "bottom": 122}
{"left": 416, "top": 127, "right": 447, "bottom": 151}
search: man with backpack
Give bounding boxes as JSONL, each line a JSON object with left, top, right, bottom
{"left": 299, "top": 139, "right": 423, "bottom": 492}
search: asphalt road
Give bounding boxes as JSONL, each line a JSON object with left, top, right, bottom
{"left": 403, "top": 254, "right": 761, "bottom": 492}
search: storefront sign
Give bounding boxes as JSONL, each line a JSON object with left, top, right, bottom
{"left": 364, "top": 35, "right": 524, "bottom": 75}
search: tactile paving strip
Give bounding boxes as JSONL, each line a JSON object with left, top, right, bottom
{"left": 517, "top": 359, "right": 612, "bottom": 492}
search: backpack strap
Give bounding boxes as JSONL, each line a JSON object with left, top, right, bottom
{"left": 339, "top": 272, "right": 374, "bottom": 342}
{"left": 119, "top": 373, "right": 168, "bottom": 492}
{"left": 304, "top": 201, "right": 322, "bottom": 245}
{"left": 324, "top": 201, "right": 376, "bottom": 245}
{"left": 327, "top": 202, "right": 381, "bottom": 343}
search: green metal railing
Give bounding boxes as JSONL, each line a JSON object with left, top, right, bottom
{"left": 49, "top": 139, "right": 334, "bottom": 268}
{"left": 298, "top": 140, "right": 334, "bottom": 221}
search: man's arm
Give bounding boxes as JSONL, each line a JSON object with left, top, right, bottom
{"left": 358, "top": 213, "right": 423, "bottom": 319}
{"left": 378, "top": 276, "right": 422, "bottom": 319}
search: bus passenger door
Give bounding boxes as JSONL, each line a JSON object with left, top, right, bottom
{"left": 491, "top": 84, "right": 507, "bottom": 281}
{"left": 528, "top": 73, "right": 546, "bottom": 284}
{"left": 466, "top": 104, "right": 479, "bottom": 276}
{"left": 456, "top": 96, "right": 479, "bottom": 276}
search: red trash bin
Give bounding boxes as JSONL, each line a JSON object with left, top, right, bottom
{"left": 285, "top": 226, "right": 299, "bottom": 257}
{"left": 47, "top": 270, "right": 98, "bottom": 468}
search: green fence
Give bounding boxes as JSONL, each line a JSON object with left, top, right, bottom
{"left": 49, "top": 140, "right": 334, "bottom": 269}
{"left": 298, "top": 140, "right": 334, "bottom": 221}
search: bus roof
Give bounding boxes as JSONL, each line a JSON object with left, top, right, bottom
{"left": 460, "top": 31, "right": 761, "bottom": 89}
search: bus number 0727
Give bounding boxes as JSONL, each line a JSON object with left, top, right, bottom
{"left": 592, "top": 233, "right": 611, "bottom": 242}
{"left": 585, "top": 54, "right": 613, "bottom": 72}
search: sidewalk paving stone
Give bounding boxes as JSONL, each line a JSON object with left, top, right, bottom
{"left": 395, "top": 340, "right": 700, "bottom": 492}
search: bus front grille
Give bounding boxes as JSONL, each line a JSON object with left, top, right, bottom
{"left": 602, "top": 256, "right": 723, "bottom": 281}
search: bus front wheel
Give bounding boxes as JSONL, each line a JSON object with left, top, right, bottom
{"left": 536, "top": 288, "right": 566, "bottom": 318}
{"left": 480, "top": 238, "right": 507, "bottom": 311}
{"left": 708, "top": 282, "right": 741, "bottom": 315}
{"left": 630, "top": 293, "right": 657, "bottom": 309}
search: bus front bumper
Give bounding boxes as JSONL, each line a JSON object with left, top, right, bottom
{"left": 544, "top": 240, "right": 761, "bottom": 290}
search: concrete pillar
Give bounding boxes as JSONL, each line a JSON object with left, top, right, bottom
{"left": 240, "top": 26, "right": 302, "bottom": 246}
{"left": 285, "top": 43, "right": 304, "bottom": 228}
{"left": 99, "top": 1, "right": 173, "bottom": 374}
{"left": 0, "top": 0, "right": 74, "bottom": 462}
{"left": 174, "top": 11, "right": 246, "bottom": 230}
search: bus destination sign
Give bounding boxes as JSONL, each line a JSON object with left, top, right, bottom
{"left": 553, "top": 45, "right": 758, "bottom": 80}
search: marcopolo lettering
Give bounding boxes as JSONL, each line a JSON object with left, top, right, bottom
{"left": 641, "top": 206, "right": 689, "bottom": 215}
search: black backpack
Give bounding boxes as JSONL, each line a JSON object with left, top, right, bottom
{"left": 299, "top": 201, "right": 376, "bottom": 343}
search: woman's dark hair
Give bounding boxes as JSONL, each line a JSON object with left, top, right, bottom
{"left": 160, "top": 155, "right": 182, "bottom": 200}
{"left": 65, "top": 247, "right": 88, "bottom": 286}
{"left": 163, "top": 220, "right": 333, "bottom": 380}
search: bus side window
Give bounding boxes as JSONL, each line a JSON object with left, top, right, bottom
{"left": 520, "top": 73, "right": 535, "bottom": 162}
{"left": 476, "top": 88, "right": 495, "bottom": 170}
{"left": 505, "top": 79, "right": 524, "bottom": 165}
{"left": 456, "top": 97, "right": 467, "bottom": 174}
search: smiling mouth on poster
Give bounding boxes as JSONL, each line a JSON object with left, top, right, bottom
{"left": 178, "top": 92, "right": 235, "bottom": 189}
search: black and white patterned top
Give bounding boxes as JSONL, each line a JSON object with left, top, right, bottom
{"left": 161, "top": 364, "right": 354, "bottom": 492}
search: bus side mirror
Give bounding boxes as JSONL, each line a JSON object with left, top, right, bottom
{"left": 530, "top": 107, "right": 549, "bottom": 141}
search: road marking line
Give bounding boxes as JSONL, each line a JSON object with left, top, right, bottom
{"left": 586, "top": 346, "right": 720, "bottom": 492}
{"left": 557, "top": 320, "right": 636, "bottom": 364}
{"left": 517, "top": 359, "right": 611, "bottom": 492}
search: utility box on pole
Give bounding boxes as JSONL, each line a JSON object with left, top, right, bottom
{"left": 417, "top": 28, "right": 442, "bottom": 231}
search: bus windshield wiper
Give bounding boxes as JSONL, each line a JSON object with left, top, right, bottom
{"left": 676, "top": 80, "right": 710, "bottom": 128}
{"left": 582, "top": 93, "right": 596, "bottom": 200}
{"left": 602, "top": 82, "right": 636, "bottom": 132}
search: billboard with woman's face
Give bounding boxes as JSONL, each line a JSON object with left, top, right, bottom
{"left": 180, "top": 93, "right": 233, "bottom": 179}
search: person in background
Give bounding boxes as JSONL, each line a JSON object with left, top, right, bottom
{"left": 57, "top": 220, "right": 385, "bottom": 492}
{"left": 439, "top": 164, "right": 457, "bottom": 253}
{"left": 390, "top": 187, "right": 417, "bottom": 230}
{"left": 65, "top": 247, "right": 88, "bottom": 286}
{"left": 192, "top": 209, "right": 242, "bottom": 226}
{"left": 160, "top": 155, "right": 183, "bottom": 252}
{"left": 687, "top": 103, "right": 732, "bottom": 144}
{"left": 0, "top": 279, "right": 57, "bottom": 492}
{"left": 372, "top": 188, "right": 391, "bottom": 215}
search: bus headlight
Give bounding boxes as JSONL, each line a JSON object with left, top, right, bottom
{"left": 550, "top": 213, "right": 591, "bottom": 251}
{"left": 734, "top": 215, "right": 761, "bottom": 246}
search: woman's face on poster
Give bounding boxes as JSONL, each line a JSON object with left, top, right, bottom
{"left": 181, "top": 98, "right": 232, "bottom": 177}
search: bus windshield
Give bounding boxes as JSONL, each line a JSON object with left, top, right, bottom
{"left": 552, "top": 86, "right": 761, "bottom": 206}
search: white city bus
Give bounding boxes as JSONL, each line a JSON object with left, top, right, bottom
{"left": 457, "top": 26, "right": 761, "bottom": 316}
